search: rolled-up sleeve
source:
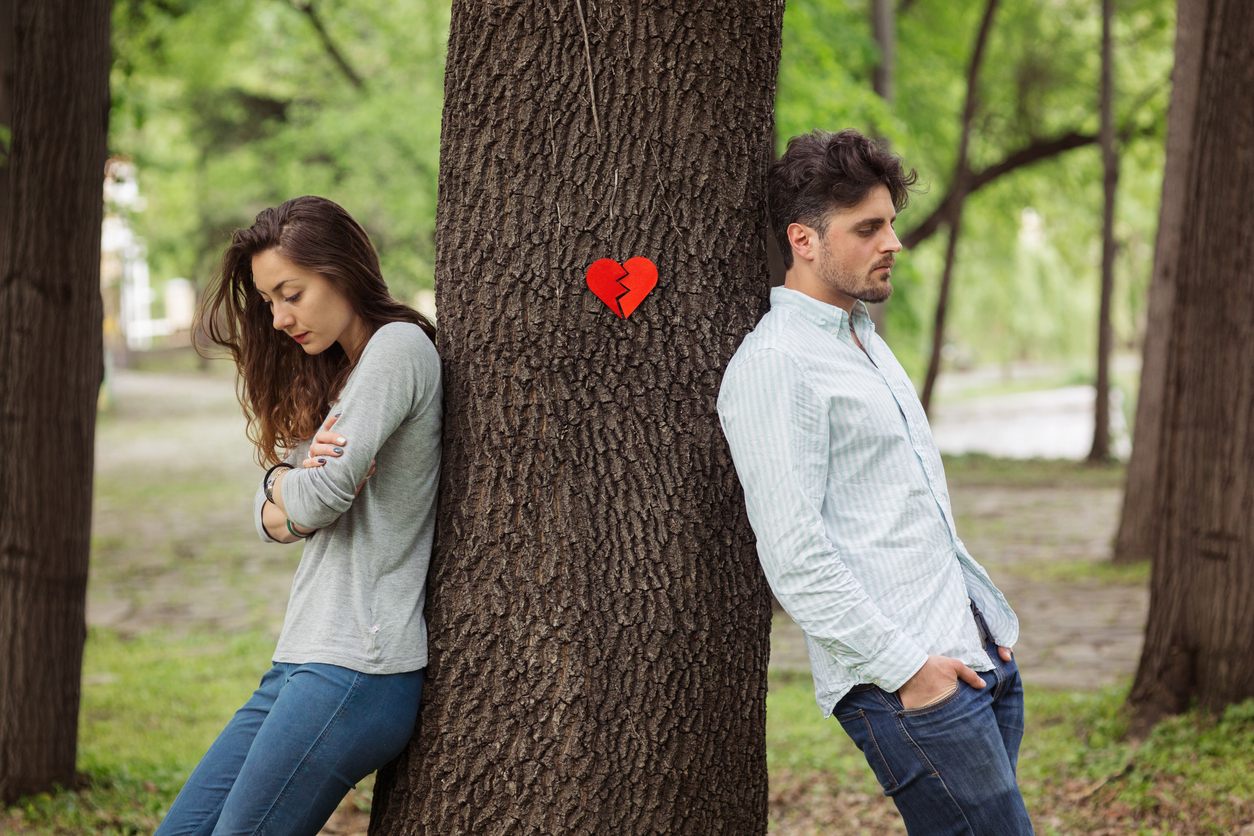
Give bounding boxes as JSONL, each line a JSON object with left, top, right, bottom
{"left": 717, "top": 348, "right": 928, "bottom": 692}
{"left": 280, "top": 325, "right": 433, "bottom": 530}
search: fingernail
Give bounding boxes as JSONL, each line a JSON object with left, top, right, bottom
{"left": 333, "top": 413, "right": 341, "bottom": 418}
{"left": 333, "top": 447, "right": 343, "bottom": 454}
{"left": 336, "top": 437, "right": 346, "bottom": 444}
{"left": 317, "top": 457, "right": 325, "bottom": 464}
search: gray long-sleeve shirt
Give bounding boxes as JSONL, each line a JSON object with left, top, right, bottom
{"left": 253, "top": 321, "right": 442, "bottom": 675}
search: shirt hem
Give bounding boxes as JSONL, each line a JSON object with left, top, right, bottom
{"left": 272, "top": 648, "right": 428, "bottom": 676}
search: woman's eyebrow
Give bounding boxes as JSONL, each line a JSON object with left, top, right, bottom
{"left": 257, "top": 279, "right": 294, "bottom": 297}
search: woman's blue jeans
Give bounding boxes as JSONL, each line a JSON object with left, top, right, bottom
{"left": 834, "top": 636, "right": 1034, "bottom": 835}
{"left": 155, "top": 662, "right": 423, "bottom": 836}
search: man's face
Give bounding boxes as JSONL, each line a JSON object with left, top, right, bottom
{"left": 813, "top": 184, "right": 902, "bottom": 305}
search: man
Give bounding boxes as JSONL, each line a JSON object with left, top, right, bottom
{"left": 718, "top": 129, "right": 1033, "bottom": 835}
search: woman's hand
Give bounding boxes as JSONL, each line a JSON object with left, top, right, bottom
{"left": 304, "top": 414, "right": 347, "bottom": 468}
{"left": 301, "top": 413, "right": 376, "bottom": 496}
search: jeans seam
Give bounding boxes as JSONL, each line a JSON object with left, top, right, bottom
{"left": 852, "top": 709, "right": 899, "bottom": 791}
{"left": 894, "top": 717, "right": 981, "bottom": 833}
{"left": 249, "top": 668, "right": 363, "bottom": 836}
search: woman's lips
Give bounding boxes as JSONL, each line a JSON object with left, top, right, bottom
{"left": 293, "top": 332, "right": 310, "bottom": 343}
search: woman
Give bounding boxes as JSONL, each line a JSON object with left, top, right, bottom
{"left": 155, "top": 195, "right": 441, "bottom": 836}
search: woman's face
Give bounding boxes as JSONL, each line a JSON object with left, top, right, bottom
{"left": 252, "top": 248, "right": 370, "bottom": 361}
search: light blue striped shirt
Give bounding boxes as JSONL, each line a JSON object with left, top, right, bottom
{"left": 717, "top": 287, "right": 1018, "bottom": 716}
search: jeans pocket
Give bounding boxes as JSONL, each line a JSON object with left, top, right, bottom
{"left": 836, "top": 709, "right": 899, "bottom": 792}
{"left": 899, "top": 681, "right": 961, "bottom": 716}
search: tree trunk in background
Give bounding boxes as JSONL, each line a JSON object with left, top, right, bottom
{"left": 1111, "top": 0, "right": 1204, "bottom": 565}
{"left": 867, "top": 0, "right": 895, "bottom": 336}
{"left": 919, "top": 0, "right": 998, "bottom": 416}
{"left": 369, "top": 1, "right": 783, "bottom": 833}
{"left": 1088, "top": 0, "right": 1119, "bottom": 462}
{"left": 1127, "top": 0, "right": 1254, "bottom": 728}
{"left": 0, "top": 0, "right": 110, "bottom": 803}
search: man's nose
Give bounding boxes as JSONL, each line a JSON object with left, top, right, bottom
{"left": 884, "top": 228, "right": 903, "bottom": 253}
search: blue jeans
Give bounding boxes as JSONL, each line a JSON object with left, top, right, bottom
{"left": 155, "top": 662, "right": 423, "bottom": 836}
{"left": 834, "top": 637, "right": 1033, "bottom": 835}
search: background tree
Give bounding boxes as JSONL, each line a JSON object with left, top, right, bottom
{"left": 919, "top": 0, "right": 999, "bottom": 415}
{"left": 368, "top": 1, "right": 784, "bottom": 833}
{"left": 1125, "top": 0, "right": 1254, "bottom": 727}
{"left": 0, "top": 0, "right": 112, "bottom": 802}
{"left": 1088, "top": 0, "right": 1119, "bottom": 462}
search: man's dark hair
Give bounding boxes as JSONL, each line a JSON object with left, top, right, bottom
{"left": 767, "top": 129, "right": 920, "bottom": 269}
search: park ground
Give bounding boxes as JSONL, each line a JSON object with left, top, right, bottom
{"left": 3, "top": 357, "right": 1253, "bottom": 835}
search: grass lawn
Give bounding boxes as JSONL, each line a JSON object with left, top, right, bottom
{"left": 5, "top": 630, "right": 1253, "bottom": 835}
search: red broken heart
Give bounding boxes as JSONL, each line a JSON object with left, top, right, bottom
{"left": 586, "top": 257, "right": 658, "bottom": 319}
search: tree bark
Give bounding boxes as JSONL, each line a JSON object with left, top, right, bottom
{"left": 1088, "top": 0, "right": 1118, "bottom": 462}
{"left": 1126, "top": 0, "right": 1254, "bottom": 727}
{"left": 1111, "top": 0, "right": 1206, "bottom": 565}
{"left": 919, "top": 0, "right": 999, "bottom": 415}
{"left": 369, "top": 1, "right": 783, "bottom": 834}
{"left": 0, "top": 0, "right": 110, "bottom": 803}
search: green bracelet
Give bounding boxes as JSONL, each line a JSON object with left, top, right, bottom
{"left": 286, "top": 519, "right": 312, "bottom": 539}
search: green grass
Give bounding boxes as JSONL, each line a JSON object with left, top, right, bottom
{"left": 1008, "top": 557, "right": 1151, "bottom": 586}
{"left": 4, "top": 628, "right": 275, "bottom": 835}
{"left": 8, "top": 631, "right": 1254, "bottom": 834}
{"left": 767, "top": 672, "right": 1254, "bottom": 835}
{"left": 941, "top": 452, "right": 1127, "bottom": 488}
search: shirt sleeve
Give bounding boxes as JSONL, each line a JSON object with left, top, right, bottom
{"left": 717, "top": 348, "right": 929, "bottom": 692}
{"left": 280, "top": 324, "right": 437, "bottom": 530}
{"left": 954, "top": 535, "right": 1020, "bottom": 647}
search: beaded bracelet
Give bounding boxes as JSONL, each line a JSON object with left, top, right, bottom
{"left": 263, "top": 462, "right": 295, "bottom": 504}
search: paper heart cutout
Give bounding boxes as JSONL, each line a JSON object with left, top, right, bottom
{"left": 586, "top": 257, "right": 658, "bottom": 319}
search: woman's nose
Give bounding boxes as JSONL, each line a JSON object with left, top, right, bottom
{"left": 272, "top": 307, "right": 293, "bottom": 330}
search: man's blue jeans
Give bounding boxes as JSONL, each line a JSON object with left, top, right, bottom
{"left": 155, "top": 661, "right": 423, "bottom": 836}
{"left": 834, "top": 637, "right": 1034, "bottom": 835}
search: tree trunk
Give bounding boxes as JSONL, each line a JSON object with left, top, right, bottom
{"left": 920, "top": 210, "right": 962, "bottom": 415}
{"left": 1127, "top": 0, "right": 1254, "bottom": 728}
{"left": 1088, "top": 0, "right": 1119, "bottom": 463}
{"left": 866, "top": 0, "right": 895, "bottom": 337}
{"left": 0, "top": 0, "right": 110, "bottom": 803}
{"left": 1111, "top": 0, "right": 1206, "bottom": 565}
{"left": 918, "top": 0, "right": 997, "bottom": 414}
{"left": 369, "top": 1, "right": 783, "bottom": 834}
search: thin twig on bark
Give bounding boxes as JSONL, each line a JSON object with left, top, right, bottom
{"left": 573, "top": 0, "right": 601, "bottom": 142}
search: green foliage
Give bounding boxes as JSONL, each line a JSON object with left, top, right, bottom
{"left": 110, "top": 0, "right": 449, "bottom": 301}
{"left": 112, "top": 0, "right": 1176, "bottom": 380}
{"left": 774, "top": 0, "right": 1175, "bottom": 382}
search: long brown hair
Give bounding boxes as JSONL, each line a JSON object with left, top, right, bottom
{"left": 196, "top": 195, "right": 437, "bottom": 467}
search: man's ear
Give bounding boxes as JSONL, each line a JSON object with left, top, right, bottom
{"left": 787, "top": 222, "right": 818, "bottom": 264}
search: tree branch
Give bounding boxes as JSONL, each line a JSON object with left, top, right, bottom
{"left": 903, "top": 130, "right": 1096, "bottom": 249}
{"left": 291, "top": 0, "right": 365, "bottom": 90}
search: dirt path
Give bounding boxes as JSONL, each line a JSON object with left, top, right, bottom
{"left": 92, "top": 366, "right": 1147, "bottom": 686}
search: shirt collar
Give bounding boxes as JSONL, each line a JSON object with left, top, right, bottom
{"left": 769, "top": 286, "right": 873, "bottom": 335}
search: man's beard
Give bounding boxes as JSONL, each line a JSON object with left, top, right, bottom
{"left": 816, "top": 244, "right": 894, "bottom": 305}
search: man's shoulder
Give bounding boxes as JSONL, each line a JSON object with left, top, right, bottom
{"left": 726, "top": 305, "right": 820, "bottom": 379}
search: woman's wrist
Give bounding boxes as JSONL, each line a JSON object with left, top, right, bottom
{"left": 287, "top": 518, "right": 315, "bottom": 537}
